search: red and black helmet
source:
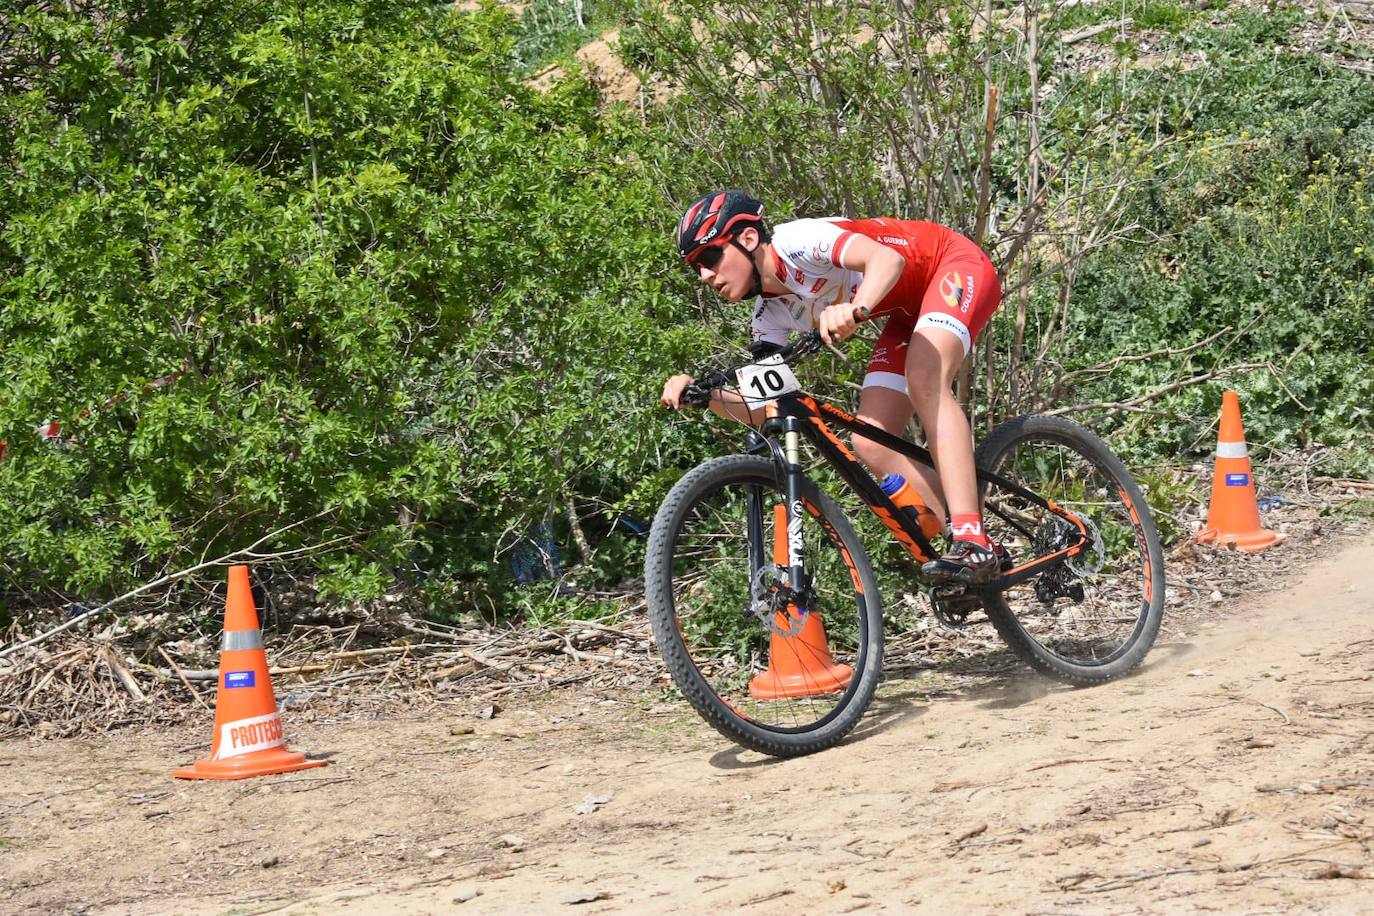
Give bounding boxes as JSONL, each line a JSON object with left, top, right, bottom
{"left": 676, "top": 190, "right": 767, "bottom": 263}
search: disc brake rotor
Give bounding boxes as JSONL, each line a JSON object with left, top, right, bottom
{"left": 749, "top": 563, "right": 808, "bottom": 637}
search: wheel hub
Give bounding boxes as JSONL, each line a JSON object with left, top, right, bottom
{"left": 749, "top": 563, "right": 813, "bottom": 637}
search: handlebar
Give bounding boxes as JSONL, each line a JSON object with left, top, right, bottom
{"left": 680, "top": 306, "right": 871, "bottom": 408}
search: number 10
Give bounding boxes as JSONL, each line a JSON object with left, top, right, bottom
{"left": 749, "top": 369, "right": 785, "bottom": 398}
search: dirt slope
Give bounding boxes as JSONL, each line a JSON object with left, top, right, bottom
{"left": 4, "top": 539, "right": 1374, "bottom": 914}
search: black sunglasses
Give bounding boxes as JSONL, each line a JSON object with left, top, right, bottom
{"left": 687, "top": 239, "right": 730, "bottom": 271}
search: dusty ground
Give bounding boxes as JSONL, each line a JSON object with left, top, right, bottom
{"left": 4, "top": 539, "right": 1374, "bottom": 915}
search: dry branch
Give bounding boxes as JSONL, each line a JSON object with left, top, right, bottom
{"left": 100, "top": 646, "right": 147, "bottom": 703}
{"left": 1028, "top": 756, "right": 1118, "bottom": 771}
{"left": 1063, "top": 18, "right": 1131, "bottom": 45}
{"left": 1053, "top": 326, "right": 1233, "bottom": 387}
{"left": 0, "top": 513, "right": 333, "bottom": 661}
{"left": 1076, "top": 842, "right": 1363, "bottom": 893}
{"left": 1044, "top": 361, "right": 1271, "bottom": 416}
{"left": 158, "top": 645, "right": 211, "bottom": 711}
{"left": 1315, "top": 477, "right": 1374, "bottom": 492}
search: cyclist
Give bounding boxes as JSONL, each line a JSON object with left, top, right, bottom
{"left": 660, "top": 190, "right": 1003, "bottom": 584}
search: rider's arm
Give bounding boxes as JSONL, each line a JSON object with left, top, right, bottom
{"left": 836, "top": 233, "right": 906, "bottom": 313}
{"left": 707, "top": 388, "right": 766, "bottom": 425}
{"left": 661, "top": 373, "right": 767, "bottom": 424}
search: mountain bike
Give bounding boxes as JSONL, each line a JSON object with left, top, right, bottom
{"left": 645, "top": 328, "right": 1165, "bottom": 757}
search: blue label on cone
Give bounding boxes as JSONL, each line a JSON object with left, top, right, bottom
{"left": 1225, "top": 473, "right": 1250, "bottom": 487}
{"left": 224, "top": 670, "right": 256, "bottom": 688}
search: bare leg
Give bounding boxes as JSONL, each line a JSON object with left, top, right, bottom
{"left": 853, "top": 386, "right": 946, "bottom": 519}
{"left": 904, "top": 330, "right": 978, "bottom": 520}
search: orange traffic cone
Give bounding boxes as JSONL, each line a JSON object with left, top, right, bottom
{"left": 174, "top": 565, "right": 326, "bottom": 780}
{"left": 1195, "top": 390, "right": 1286, "bottom": 553}
{"left": 748, "top": 504, "right": 854, "bottom": 700}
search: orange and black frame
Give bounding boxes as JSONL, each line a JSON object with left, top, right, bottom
{"left": 751, "top": 392, "right": 1091, "bottom": 597}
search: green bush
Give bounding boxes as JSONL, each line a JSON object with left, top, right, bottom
{"left": 0, "top": 1, "right": 702, "bottom": 616}
{"left": 3, "top": 1, "right": 1370, "bottom": 631}
{"left": 1058, "top": 14, "right": 1374, "bottom": 472}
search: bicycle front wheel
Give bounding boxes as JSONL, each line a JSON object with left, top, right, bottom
{"left": 645, "top": 455, "right": 883, "bottom": 757}
{"left": 976, "top": 415, "right": 1165, "bottom": 684}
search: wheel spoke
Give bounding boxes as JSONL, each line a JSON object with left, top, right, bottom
{"left": 977, "top": 419, "right": 1164, "bottom": 680}
{"left": 646, "top": 457, "right": 882, "bottom": 755}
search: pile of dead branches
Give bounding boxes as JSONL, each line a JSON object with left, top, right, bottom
{"left": 0, "top": 639, "right": 195, "bottom": 739}
{"left": 0, "top": 609, "right": 665, "bottom": 741}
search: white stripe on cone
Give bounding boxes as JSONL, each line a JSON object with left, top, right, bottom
{"left": 212, "top": 711, "right": 285, "bottom": 760}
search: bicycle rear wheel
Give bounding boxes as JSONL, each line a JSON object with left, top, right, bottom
{"left": 976, "top": 415, "right": 1165, "bottom": 683}
{"left": 645, "top": 455, "right": 883, "bottom": 757}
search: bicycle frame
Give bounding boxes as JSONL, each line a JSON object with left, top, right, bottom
{"left": 756, "top": 392, "right": 1091, "bottom": 594}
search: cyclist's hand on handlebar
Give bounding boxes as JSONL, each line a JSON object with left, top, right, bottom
{"left": 660, "top": 373, "right": 697, "bottom": 410}
{"left": 817, "top": 304, "right": 871, "bottom": 346}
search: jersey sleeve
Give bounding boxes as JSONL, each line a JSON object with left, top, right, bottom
{"left": 771, "top": 219, "right": 857, "bottom": 274}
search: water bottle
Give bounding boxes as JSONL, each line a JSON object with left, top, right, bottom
{"left": 880, "top": 474, "right": 944, "bottom": 542}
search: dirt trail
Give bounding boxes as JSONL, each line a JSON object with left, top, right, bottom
{"left": 4, "top": 540, "right": 1374, "bottom": 914}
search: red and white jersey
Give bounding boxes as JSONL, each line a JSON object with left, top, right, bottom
{"left": 750, "top": 217, "right": 956, "bottom": 348}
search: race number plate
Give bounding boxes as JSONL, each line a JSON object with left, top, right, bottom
{"left": 737, "top": 355, "right": 801, "bottom": 406}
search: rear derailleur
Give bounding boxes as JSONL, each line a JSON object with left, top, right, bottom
{"left": 1035, "top": 567, "right": 1085, "bottom": 605}
{"left": 1032, "top": 520, "right": 1087, "bottom": 606}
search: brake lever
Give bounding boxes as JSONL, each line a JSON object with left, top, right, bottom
{"left": 680, "top": 367, "right": 731, "bottom": 409}
{"left": 782, "top": 331, "right": 824, "bottom": 361}
{"left": 680, "top": 383, "right": 713, "bottom": 408}
{"left": 780, "top": 307, "right": 870, "bottom": 362}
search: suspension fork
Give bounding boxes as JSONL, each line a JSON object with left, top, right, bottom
{"left": 779, "top": 415, "right": 809, "bottom": 594}
{"left": 746, "top": 484, "right": 766, "bottom": 602}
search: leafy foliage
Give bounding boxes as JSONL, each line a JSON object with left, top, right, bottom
{"left": 623, "top": 1, "right": 1373, "bottom": 480}
{"left": 0, "top": 0, "right": 695, "bottom": 616}
{"left": 1, "top": 0, "right": 1370, "bottom": 630}
{"left": 1054, "top": 9, "right": 1374, "bottom": 472}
